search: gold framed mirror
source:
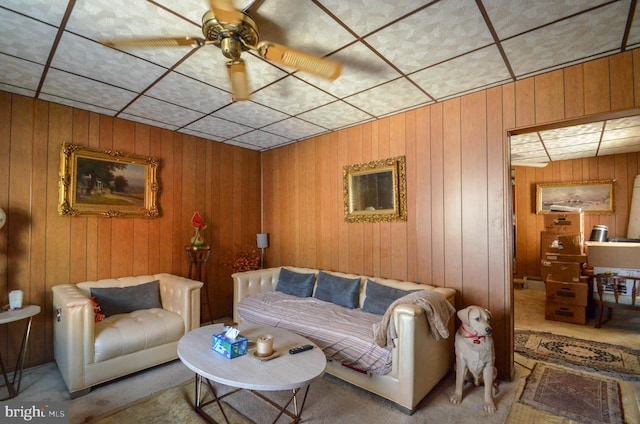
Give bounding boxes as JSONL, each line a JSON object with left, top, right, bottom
{"left": 343, "top": 156, "right": 407, "bottom": 223}
{"left": 58, "top": 143, "right": 160, "bottom": 218}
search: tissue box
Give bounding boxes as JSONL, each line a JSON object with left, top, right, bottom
{"left": 212, "top": 333, "right": 248, "bottom": 359}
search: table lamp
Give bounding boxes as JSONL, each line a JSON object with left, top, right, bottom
{"left": 257, "top": 233, "right": 269, "bottom": 268}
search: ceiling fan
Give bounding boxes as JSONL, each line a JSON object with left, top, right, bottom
{"left": 102, "top": 0, "right": 342, "bottom": 101}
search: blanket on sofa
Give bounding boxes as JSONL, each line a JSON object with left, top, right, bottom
{"left": 373, "top": 290, "right": 456, "bottom": 348}
{"left": 237, "top": 292, "right": 394, "bottom": 375}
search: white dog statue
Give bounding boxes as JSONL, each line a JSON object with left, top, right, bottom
{"left": 448, "top": 305, "right": 498, "bottom": 413}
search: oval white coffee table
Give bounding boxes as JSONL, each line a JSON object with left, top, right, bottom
{"left": 178, "top": 323, "right": 326, "bottom": 423}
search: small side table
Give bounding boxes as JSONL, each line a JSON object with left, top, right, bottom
{"left": 185, "top": 246, "right": 213, "bottom": 324}
{"left": 0, "top": 305, "right": 41, "bottom": 400}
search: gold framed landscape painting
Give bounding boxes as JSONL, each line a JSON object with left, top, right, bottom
{"left": 58, "top": 143, "right": 160, "bottom": 218}
{"left": 536, "top": 180, "right": 615, "bottom": 215}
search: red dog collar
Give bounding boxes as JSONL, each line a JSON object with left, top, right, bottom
{"left": 461, "top": 325, "right": 484, "bottom": 344}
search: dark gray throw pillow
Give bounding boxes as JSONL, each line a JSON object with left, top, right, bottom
{"left": 276, "top": 268, "right": 316, "bottom": 297}
{"left": 313, "top": 271, "right": 361, "bottom": 309}
{"left": 362, "top": 279, "right": 416, "bottom": 315}
{"left": 90, "top": 280, "right": 162, "bottom": 318}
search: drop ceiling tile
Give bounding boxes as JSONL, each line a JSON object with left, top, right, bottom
{"left": 0, "top": 54, "right": 44, "bottom": 93}
{"left": 410, "top": 45, "right": 510, "bottom": 100}
{"left": 511, "top": 150, "right": 547, "bottom": 161}
{"left": 152, "top": 0, "right": 210, "bottom": 25}
{"left": 298, "top": 101, "right": 372, "bottom": 130}
{"left": 51, "top": 32, "right": 166, "bottom": 92}
{"left": 483, "top": 0, "right": 609, "bottom": 40}
{"left": 547, "top": 143, "right": 599, "bottom": 156}
{"left": 318, "top": 0, "right": 432, "bottom": 37}
{"left": 605, "top": 115, "right": 640, "bottom": 130}
{"left": 231, "top": 130, "right": 292, "bottom": 150}
{"left": 211, "top": 101, "right": 289, "bottom": 128}
{"left": 601, "top": 127, "right": 640, "bottom": 142}
{"left": 600, "top": 136, "right": 640, "bottom": 149}
{"left": 41, "top": 69, "right": 137, "bottom": 111}
{"left": 122, "top": 95, "right": 205, "bottom": 127}
{"left": 178, "top": 128, "right": 220, "bottom": 141}
{"left": 510, "top": 132, "right": 540, "bottom": 143}
{"left": 224, "top": 139, "right": 256, "bottom": 149}
{"left": 543, "top": 133, "right": 602, "bottom": 149}
{"left": 262, "top": 117, "right": 327, "bottom": 140}
{"left": 511, "top": 141, "right": 545, "bottom": 155}
{"left": 118, "top": 113, "right": 179, "bottom": 131}
{"left": 598, "top": 143, "right": 640, "bottom": 156}
{"left": 0, "top": 9, "right": 58, "bottom": 64}
{"left": 345, "top": 78, "right": 431, "bottom": 117}
{"left": 296, "top": 41, "right": 401, "bottom": 98}
{"left": 1, "top": 0, "right": 69, "bottom": 26}
{"left": 0, "top": 84, "right": 35, "bottom": 98}
{"left": 550, "top": 148, "right": 599, "bottom": 161}
{"left": 239, "top": 0, "right": 354, "bottom": 55}
{"left": 40, "top": 93, "right": 118, "bottom": 116}
{"left": 175, "top": 48, "right": 287, "bottom": 95}
{"left": 250, "top": 77, "right": 336, "bottom": 116}
{"left": 503, "top": 1, "right": 627, "bottom": 77}
{"left": 539, "top": 122, "right": 603, "bottom": 139}
{"left": 173, "top": 48, "right": 232, "bottom": 91}
{"left": 144, "top": 72, "right": 231, "bottom": 113}
{"left": 183, "top": 115, "right": 253, "bottom": 139}
{"left": 366, "top": 0, "right": 494, "bottom": 74}
{"left": 152, "top": 0, "right": 258, "bottom": 27}
{"left": 65, "top": 0, "right": 201, "bottom": 68}
{"left": 118, "top": 113, "right": 180, "bottom": 131}
{"left": 628, "top": 3, "right": 640, "bottom": 47}
{"left": 511, "top": 150, "right": 549, "bottom": 159}
{"left": 511, "top": 152, "right": 549, "bottom": 162}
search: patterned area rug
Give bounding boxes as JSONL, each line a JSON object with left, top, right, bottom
{"left": 515, "top": 330, "right": 640, "bottom": 381}
{"left": 518, "top": 363, "right": 624, "bottom": 424}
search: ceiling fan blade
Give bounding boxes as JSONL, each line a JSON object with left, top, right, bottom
{"left": 243, "top": 0, "right": 267, "bottom": 15}
{"left": 256, "top": 42, "right": 342, "bottom": 81}
{"left": 102, "top": 36, "right": 204, "bottom": 48}
{"left": 209, "top": 0, "right": 243, "bottom": 25}
{"left": 227, "top": 60, "right": 250, "bottom": 101}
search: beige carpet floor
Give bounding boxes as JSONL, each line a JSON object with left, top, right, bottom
{"left": 101, "top": 362, "right": 637, "bottom": 424}
{"left": 15, "top": 359, "right": 523, "bottom": 424}
{"left": 86, "top": 373, "right": 522, "bottom": 424}
{"left": 8, "top": 287, "right": 640, "bottom": 423}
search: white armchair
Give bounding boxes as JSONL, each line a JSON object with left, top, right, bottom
{"left": 52, "top": 273, "right": 202, "bottom": 397}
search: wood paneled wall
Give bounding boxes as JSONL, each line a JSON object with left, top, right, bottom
{"left": 0, "top": 93, "right": 261, "bottom": 368}
{"left": 262, "top": 49, "right": 640, "bottom": 379}
{"left": 513, "top": 153, "right": 640, "bottom": 279}
{"left": 1, "top": 48, "right": 639, "bottom": 378}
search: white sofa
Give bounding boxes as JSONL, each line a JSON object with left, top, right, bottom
{"left": 232, "top": 266, "right": 456, "bottom": 414}
{"left": 52, "top": 273, "right": 203, "bottom": 397}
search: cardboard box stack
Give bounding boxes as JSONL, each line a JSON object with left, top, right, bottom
{"left": 540, "top": 212, "right": 588, "bottom": 324}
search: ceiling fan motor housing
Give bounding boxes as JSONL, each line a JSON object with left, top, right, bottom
{"left": 201, "top": 10, "right": 259, "bottom": 55}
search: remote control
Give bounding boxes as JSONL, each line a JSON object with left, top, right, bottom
{"left": 289, "top": 344, "right": 313, "bottom": 354}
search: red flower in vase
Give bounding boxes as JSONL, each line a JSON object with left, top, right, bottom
{"left": 191, "top": 211, "right": 206, "bottom": 230}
